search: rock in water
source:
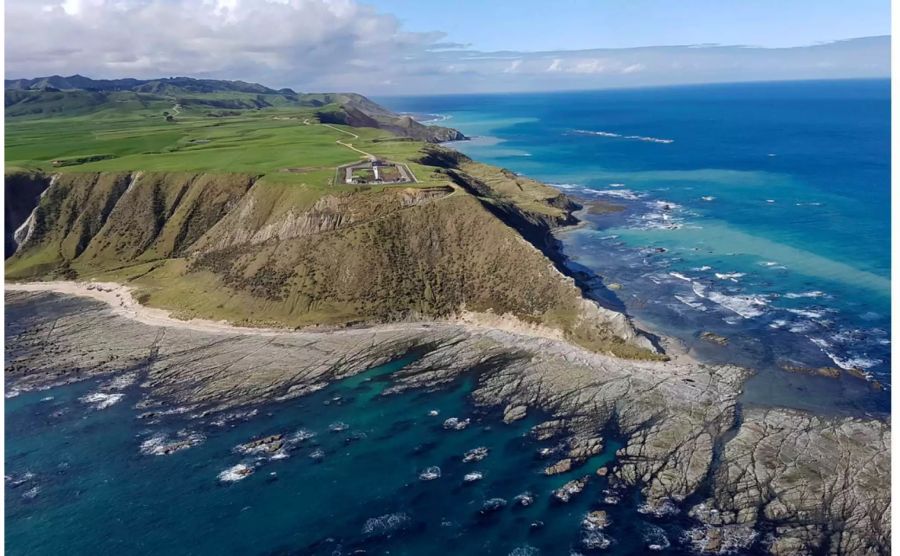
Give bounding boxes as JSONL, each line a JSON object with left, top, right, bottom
{"left": 217, "top": 463, "right": 254, "bottom": 482}
{"left": 442, "top": 417, "right": 470, "bottom": 430}
{"left": 462, "top": 446, "right": 489, "bottom": 463}
{"left": 480, "top": 498, "right": 507, "bottom": 514}
{"left": 514, "top": 492, "right": 535, "bottom": 507}
{"left": 418, "top": 466, "right": 441, "bottom": 481}
{"left": 567, "top": 436, "right": 603, "bottom": 459}
{"left": 553, "top": 476, "right": 589, "bottom": 503}
{"left": 502, "top": 404, "right": 527, "bottom": 423}
{"left": 544, "top": 458, "right": 573, "bottom": 475}
{"left": 234, "top": 434, "right": 284, "bottom": 455}
{"left": 582, "top": 510, "right": 609, "bottom": 531}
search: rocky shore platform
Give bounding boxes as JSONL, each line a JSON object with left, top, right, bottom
{"left": 5, "top": 288, "right": 890, "bottom": 554}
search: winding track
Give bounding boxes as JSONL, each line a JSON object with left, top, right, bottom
{"left": 320, "top": 123, "right": 375, "bottom": 160}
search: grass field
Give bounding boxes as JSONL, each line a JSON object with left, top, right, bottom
{"left": 5, "top": 102, "right": 448, "bottom": 188}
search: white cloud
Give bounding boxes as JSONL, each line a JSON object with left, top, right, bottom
{"left": 4, "top": 1, "right": 890, "bottom": 94}
{"left": 503, "top": 59, "right": 522, "bottom": 73}
{"left": 6, "top": 0, "right": 444, "bottom": 90}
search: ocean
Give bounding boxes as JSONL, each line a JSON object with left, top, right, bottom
{"left": 379, "top": 79, "right": 891, "bottom": 414}
{"left": 7, "top": 342, "right": 699, "bottom": 556}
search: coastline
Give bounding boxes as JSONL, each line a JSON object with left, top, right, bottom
{"left": 4, "top": 280, "right": 692, "bottom": 365}
{"left": 5, "top": 282, "right": 889, "bottom": 553}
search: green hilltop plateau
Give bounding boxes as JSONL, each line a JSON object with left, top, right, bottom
{"left": 5, "top": 75, "right": 657, "bottom": 359}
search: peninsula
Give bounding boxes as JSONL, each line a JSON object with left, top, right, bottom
{"left": 5, "top": 75, "right": 890, "bottom": 554}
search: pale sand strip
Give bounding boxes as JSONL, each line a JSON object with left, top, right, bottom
{"left": 5, "top": 281, "right": 428, "bottom": 337}
{"left": 5, "top": 280, "right": 694, "bottom": 365}
{"left": 3, "top": 281, "right": 572, "bottom": 342}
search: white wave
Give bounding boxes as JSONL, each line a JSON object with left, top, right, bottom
{"left": 647, "top": 200, "right": 680, "bottom": 211}
{"left": 637, "top": 212, "right": 682, "bottom": 230}
{"left": 691, "top": 282, "right": 708, "bottom": 298}
{"left": 669, "top": 272, "right": 692, "bottom": 282}
{"left": 632, "top": 199, "right": 685, "bottom": 230}
{"left": 829, "top": 354, "right": 881, "bottom": 372}
{"left": 715, "top": 272, "right": 745, "bottom": 282}
{"left": 693, "top": 265, "right": 712, "bottom": 272}
{"left": 549, "top": 182, "right": 582, "bottom": 190}
{"left": 328, "top": 421, "right": 349, "bottom": 432}
{"left": 594, "top": 189, "right": 643, "bottom": 200}
{"left": 625, "top": 134, "right": 674, "bottom": 144}
{"left": 784, "top": 291, "right": 827, "bottom": 299}
{"left": 769, "top": 319, "right": 789, "bottom": 329}
{"left": 674, "top": 295, "right": 707, "bottom": 311}
{"left": 210, "top": 408, "right": 258, "bottom": 426}
{"left": 362, "top": 512, "right": 410, "bottom": 535}
{"left": 786, "top": 308, "right": 828, "bottom": 319}
{"left": 759, "top": 261, "right": 779, "bottom": 267}
{"left": 104, "top": 372, "right": 138, "bottom": 390}
{"left": 573, "top": 129, "right": 622, "bottom": 137}
{"left": 809, "top": 336, "right": 882, "bottom": 371}
{"left": 638, "top": 499, "right": 680, "bottom": 517}
{"left": 788, "top": 321, "right": 816, "bottom": 334}
{"left": 419, "top": 466, "right": 441, "bottom": 480}
{"left": 707, "top": 291, "right": 769, "bottom": 318}
{"left": 572, "top": 129, "right": 673, "bottom": 144}
{"left": 701, "top": 196, "right": 715, "bottom": 201}
{"left": 218, "top": 463, "right": 254, "bottom": 482}
{"left": 766, "top": 199, "right": 776, "bottom": 203}
{"left": 609, "top": 183, "right": 625, "bottom": 187}
{"left": 140, "top": 431, "right": 204, "bottom": 456}
{"left": 644, "top": 524, "right": 671, "bottom": 551}
{"left": 80, "top": 392, "right": 124, "bottom": 410}
{"left": 288, "top": 429, "right": 316, "bottom": 443}
{"left": 463, "top": 471, "right": 484, "bottom": 483}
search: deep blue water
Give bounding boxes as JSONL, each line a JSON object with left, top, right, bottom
{"left": 379, "top": 79, "right": 891, "bottom": 412}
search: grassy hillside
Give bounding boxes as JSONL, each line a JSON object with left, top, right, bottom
{"left": 5, "top": 79, "right": 657, "bottom": 359}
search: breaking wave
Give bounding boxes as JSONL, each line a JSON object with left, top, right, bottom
{"left": 572, "top": 129, "right": 674, "bottom": 143}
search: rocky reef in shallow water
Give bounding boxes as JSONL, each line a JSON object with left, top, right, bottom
{"left": 5, "top": 290, "right": 890, "bottom": 554}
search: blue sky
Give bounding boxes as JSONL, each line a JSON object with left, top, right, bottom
{"left": 365, "top": 0, "right": 891, "bottom": 50}
{"left": 5, "top": 0, "right": 892, "bottom": 94}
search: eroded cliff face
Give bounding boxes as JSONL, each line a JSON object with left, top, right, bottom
{"left": 4, "top": 170, "right": 52, "bottom": 257}
{"left": 5, "top": 168, "right": 655, "bottom": 359}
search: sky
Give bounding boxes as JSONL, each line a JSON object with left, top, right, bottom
{"left": 4, "top": 0, "right": 891, "bottom": 95}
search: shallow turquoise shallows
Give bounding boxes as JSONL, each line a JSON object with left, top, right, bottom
{"left": 380, "top": 79, "right": 891, "bottom": 413}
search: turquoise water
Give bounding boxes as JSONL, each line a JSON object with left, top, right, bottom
{"left": 380, "top": 80, "right": 891, "bottom": 408}
{"left": 6, "top": 347, "right": 703, "bottom": 555}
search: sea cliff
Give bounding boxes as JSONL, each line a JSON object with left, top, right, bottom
{"left": 4, "top": 104, "right": 890, "bottom": 554}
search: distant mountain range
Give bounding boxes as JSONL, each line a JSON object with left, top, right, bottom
{"left": 4, "top": 75, "right": 465, "bottom": 142}
{"left": 5, "top": 74, "right": 297, "bottom": 96}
